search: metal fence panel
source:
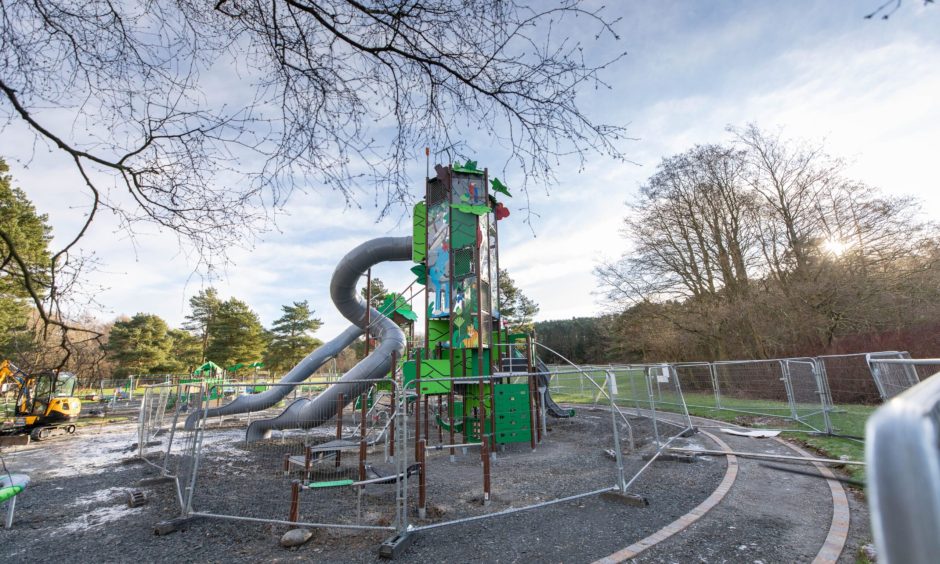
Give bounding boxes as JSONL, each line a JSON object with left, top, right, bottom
{"left": 671, "top": 363, "right": 719, "bottom": 411}
{"left": 709, "top": 360, "right": 793, "bottom": 421}
{"left": 866, "top": 353, "right": 930, "bottom": 400}
{"left": 183, "top": 379, "right": 400, "bottom": 531}
{"left": 783, "top": 359, "right": 830, "bottom": 434}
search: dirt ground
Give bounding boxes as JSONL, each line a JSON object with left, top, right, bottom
{"left": 0, "top": 407, "right": 871, "bottom": 563}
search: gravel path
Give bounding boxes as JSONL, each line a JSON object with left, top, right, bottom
{"left": 614, "top": 412, "right": 871, "bottom": 564}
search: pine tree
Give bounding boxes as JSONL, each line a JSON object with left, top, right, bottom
{"left": 107, "top": 313, "right": 174, "bottom": 376}
{"left": 204, "top": 298, "right": 266, "bottom": 368}
{"left": 0, "top": 158, "right": 53, "bottom": 358}
{"left": 360, "top": 278, "right": 389, "bottom": 309}
{"left": 183, "top": 287, "right": 221, "bottom": 362}
{"left": 265, "top": 300, "right": 323, "bottom": 373}
{"left": 498, "top": 269, "right": 540, "bottom": 332}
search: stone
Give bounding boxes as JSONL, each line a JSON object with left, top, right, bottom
{"left": 281, "top": 528, "right": 314, "bottom": 548}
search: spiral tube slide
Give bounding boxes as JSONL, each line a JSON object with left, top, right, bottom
{"left": 244, "top": 236, "right": 411, "bottom": 441}
{"left": 183, "top": 325, "right": 363, "bottom": 430}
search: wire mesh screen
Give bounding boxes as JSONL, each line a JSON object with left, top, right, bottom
{"left": 184, "top": 380, "right": 401, "bottom": 531}
{"left": 710, "top": 360, "right": 793, "bottom": 420}
{"left": 671, "top": 363, "right": 718, "bottom": 412}
{"left": 866, "top": 354, "right": 934, "bottom": 400}
{"left": 784, "top": 360, "right": 829, "bottom": 433}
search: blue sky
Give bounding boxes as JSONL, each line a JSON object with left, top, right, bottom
{"left": 5, "top": 1, "right": 940, "bottom": 339}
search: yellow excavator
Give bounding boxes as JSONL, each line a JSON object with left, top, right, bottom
{"left": 1, "top": 360, "right": 81, "bottom": 440}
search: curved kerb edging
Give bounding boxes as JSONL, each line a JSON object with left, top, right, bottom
{"left": 593, "top": 428, "right": 851, "bottom": 564}
{"left": 593, "top": 430, "right": 738, "bottom": 564}
{"left": 777, "top": 439, "right": 850, "bottom": 564}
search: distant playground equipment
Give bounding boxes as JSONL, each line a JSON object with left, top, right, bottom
{"left": 0, "top": 360, "right": 81, "bottom": 441}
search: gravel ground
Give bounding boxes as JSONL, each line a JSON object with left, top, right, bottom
{"left": 0, "top": 405, "right": 870, "bottom": 563}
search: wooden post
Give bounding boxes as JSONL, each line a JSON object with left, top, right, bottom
{"left": 474, "top": 209, "right": 487, "bottom": 450}
{"left": 414, "top": 350, "right": 422, "bottom": 462}
{"left": 478, "top": 371, "right": 486, "bottom": 464}
{"left": 461, "top": 353, "right": 467, "bottom": 447}
{"left": 448, "top": 387, "right": 456, "bottom": 461}
{"left": 482, "top": 436, "right": 491, "bottom": 506}
{"left": 525, "top": 335, "right": 533, "bottom": 374}
{"left": 437, "top": 394, "right": 444, "bottom": 443}
{"left": 282, "top": 453, "right": 291, "bottom": 476}
{"left": 335, "top": 393, "right": 345, "bottom": 467}
{"left": 304, "top": 447, "right": 313, "bottom": 480}
{"left": 489, "top": 379, "right": 497, "bottom": 452}
{"left": 359, "top": 391, "right": 367, "bottom": 483}
{"left": 528, "top": 373, "right": 537, "bottom": 451}
{"left": 423, "top": 395, "right": 429, "bottom": 445}
{"left": 289, "top": 480, "right": 301, "bottom": 522}
{"left": 418, "top": 438, "right": 427, "bottom": 519}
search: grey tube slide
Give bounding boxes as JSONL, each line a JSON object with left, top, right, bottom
{"left": 244, "top": 236, "right": 411, "bottom": 441}
{"left": 183, "top": 324, "right": 363, "bottom": 430}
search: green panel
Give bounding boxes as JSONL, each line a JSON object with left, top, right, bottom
{"left": 464, "top": 417, "right": 491, "bottom": 442}
{"left": 493, "top": 383, "right": 529, "bottom": 413}
{"left": 451, "top": 210, "right": 477, "bottom": 249}
{"left": 450, "top": 348, "right": 491, "bottom": 377}
{"left": 403, "top": 359, "right": 451, "bottom": 394}
{"left": 495, "top": 429, "right": 531, "bottom": 445}
{"left": 495, "top": 411, "right": 531, "bottom": 428}
{"left": 428, "top": 319, "right": 448, "bottom": 350}
{"left": 413, "top": 201, "right": 427, "bottom": 262}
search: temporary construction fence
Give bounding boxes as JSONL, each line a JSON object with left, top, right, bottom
{"left": 180, "top": 378, "right": 404, "bottom": 532}
{"left": 866, "top": 369, "right": 940, "bottom": 563}
{"left": 865, "top": 355, "right": 940, "bottom": 400}
{"left": 136, "top": 365, "right": 697, "bottom": 551}
{"left": 137, "top": 382, "right": 208, "bottom": 513}
{"left": 396, "top": 369, "right": 693, "bottom": 539}
{"left": 563, "top": 351, "right": 926, "bottom": 440}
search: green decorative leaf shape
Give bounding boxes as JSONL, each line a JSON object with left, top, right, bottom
{"left": 451, "top": 203, "right": 491, "bottom": 216}
{"left": 491, "top": 177, "right": 511, "bottom": 197}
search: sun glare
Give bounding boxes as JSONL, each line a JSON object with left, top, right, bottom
{"left": 822, "top": 238, "right": 847, "bottom": 257}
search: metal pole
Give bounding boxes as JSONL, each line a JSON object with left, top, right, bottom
{"left": 646, "top": 367, "right": 661, "bottom": 445}
{"left": 608, "top": 370, "right": 626, "bottom": 492}
{"left": 365, "top": 268, "right": 372, "bottom": 357}
{"left": 359, "top": 391, "right": 367, "bottom": 484}
{"left": 710, "top": 363, "right": 722, "bottom": 409}
{"left": 390, "top": 353, "right": 397, "bottom": 458}
{"left": 780, "top": 360, "right": 799, "bottom": 420}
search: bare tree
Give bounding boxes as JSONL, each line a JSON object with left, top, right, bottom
{"left": 598, "top": 125, "right": 940, "bottom": 361}
{"left": 0, "top": 0, "right": 629, "bottom": 363}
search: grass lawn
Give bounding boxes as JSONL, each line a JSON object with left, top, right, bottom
{"left": 546, "top": 368, "right": 872, "bottom": 482}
